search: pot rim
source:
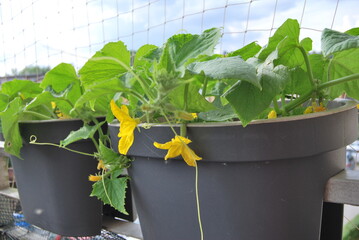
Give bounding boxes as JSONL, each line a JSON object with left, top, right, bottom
{"left": 108, "top": 100, "right": 357, "bottom": 128}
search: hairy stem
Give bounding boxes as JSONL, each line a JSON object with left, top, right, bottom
{"left": 298, "top": 46, "right": 316, "bottom": 88}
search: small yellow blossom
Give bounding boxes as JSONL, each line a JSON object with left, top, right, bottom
{"left": 304, "top": 106, "right": 313, "bottom": 114}
{"left": 356, "top": 104, "right": 359, "bottom": 109}
{"left": 154, "top": 135, "right": 202, "bottom": 167}
{"left": 191, "top": 113, "right": 198, "bottom": 119}
{"left": 110, "top": 100, "right": 140, "bottom": 155}
{"left": 51, "top": 101, "right": 57, "bottom": 109}
{"left": 314, "top": 103, "right": 326, "bottom": 112}
{"left": 97, "top": 160, "right": 106, "bottom": 170}
{"left": 304, "top": 102, "right": 326, "bottom": 114}
{"left": 88, "top": 175, "right": 102, "bottom": 182}
{"left": 268, "top": 110, "right": 277, "bottom": 119}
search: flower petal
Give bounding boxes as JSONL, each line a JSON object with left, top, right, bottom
{"left": 154, "top": 141, "right": 173, "bottom": 150}
{"left": 174, "top": 136, "right": 192, "bottom": 145}
{"left": 88, "top": 175, "right": 102, "bottom": 182}
{"left": 165, "top": 143, "right": 182, "bottom": 160}
{"left": 181, "top": 145, "right": 202, "bottom": 167}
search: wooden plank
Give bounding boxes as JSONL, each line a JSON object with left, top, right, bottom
{"left": 324, "top": 170, "right": 359, "bottom": 206}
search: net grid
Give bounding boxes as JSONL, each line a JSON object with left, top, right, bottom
{"left": 1, "top": 0, "right": 356, "bottom": 78}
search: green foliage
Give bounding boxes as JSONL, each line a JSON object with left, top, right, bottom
{"left": 342, "top": 215, "right": 359, "bottom": 240}
{"left": 1, "top": 18, "right": 359, "bottom": 214}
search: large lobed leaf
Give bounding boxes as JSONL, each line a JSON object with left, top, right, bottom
{"left": 61, "top": 124, "right": 101, "bottom": 147}
{"left": 79, "top": 41, "right": 131, "bottom": 87}
{"left": 1, "top": 98, "right": 23, "bottom": 158}
{"left": 91, "top": 175, "right": 129, "bottom": 215}
{"left": 187, "top": 56, "right": 261, "bottom": 89}
{"left": 159, "top": 28, "right": 222, "bottom": 74}
{"left": 322, "top": 28, "right": 359, "bottom": 57}
{"left": 1, "top": 79, "right": 42, "bottom": 100}
{"left": 224, "top": 65, "right": 289, "bottom": 126}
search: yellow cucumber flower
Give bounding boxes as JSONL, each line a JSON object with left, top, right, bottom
{"left": 267, "top": 110, "right": 277, "bottom": 119}
{"left": 88, "top": 175, "right": 102, "bottom": 182}
{"left": 154, "top": 135, "right": 202, "bottom": 167}
{"left": 304, "top": 102, "right": 326, "bottom": 114}
{"left": 304, "top": 106, "right": 313, "bottom": 114}
{"left": 110, "top": 100, "right": 140, "bottom": 155}
{"left": 97, "top": 160, "right": 106, "bottom": 170}
{"left": 314, "top": 103, "right": 326, "bottom": 112}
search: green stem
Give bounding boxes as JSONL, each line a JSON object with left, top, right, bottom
{"left": 284, "top": 73, "right": 359, "bottom": 113}
{"left": 202, "top": 77, "right": 208, "bottom": 97}
{"left": 91, "top": 118, "right": 105, "bottom": 141}
{"left": 29, "top": 135, "right": 95, "bottom": 157}
{"left": 23, "top": 111, "right": 53, "bottom": 120}
{"left": 180, "top": 123, "right": 187, "bottom": 137}
{"left": 160, "top": 109, "right": 178, "bottom": 136}
{"left": 318, "top": 73, "right": 359, "bottom": 90}
{"left": 272, "top": 99, "right": 281, "bottom": 114}
{"left": 195, "top": 164, "right": 204, "bottom": 240}
{"left": 129, "top": 90, "right": 148, "bottom": 104}
{"left": 298, "top": 46, "right": 316, "bottom": 88}
{"left": 283, "top": 90, "right": 313, "bottom": 113}
{"left": 91, "top": 137, "right": 99, "bottom": 151}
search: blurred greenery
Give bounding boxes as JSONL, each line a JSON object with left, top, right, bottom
{"left": 343, "top": 214, "right": 359, "bottom": 240}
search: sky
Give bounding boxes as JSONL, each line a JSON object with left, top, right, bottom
{"left": 0, "top": 0, "right": 358, "bottom": 76}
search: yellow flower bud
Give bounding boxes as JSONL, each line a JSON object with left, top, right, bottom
{"left": 177, "top": 111, "right": 196, "bottom": 121}
{"left": 97, "top": 160, "right": 106, "bottom": 170}
{"left": 304, "top": 106, "right": 313, "bottom": 114}
{"left": 267, "top": 110, "right": 277, "bottom": 119}
{"left": 88, "top": 175, "right": 102, "bottom": 182}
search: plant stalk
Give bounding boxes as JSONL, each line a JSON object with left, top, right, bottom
{"left": 318, "top": 73, "right": 359, "bottom": 90}
{"left": 202, "top": 76, "right": 208, "bottom": 97}
{"left": 298, "top": 46, "right": 316, "bottom": 88}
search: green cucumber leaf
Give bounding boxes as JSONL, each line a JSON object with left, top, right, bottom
{"left": 198, "top": 103, "right": 237, "bottom": 122}
{"left": 74, "top": 75, "right": 128, "bottom": 109}
{"left": 345, "top": 27, "right": 359, "bottom": 36}
{"left": 258, "top": 19, "right": 300, "bottom": 60}
{"left": 225, "top": 65, "right": 289, "bottom": 126}
{"left": 322, "top": 28, "right": 359, "bottom": 57}
{"left": 1, "top": 79, "right": 42, "bottom": 100}
{"left": 134, "top": 44, "right": 158, "bottom": 67}
{"left": 79, "top": 41, "right": 131, "bottom": 86}
{"left": 284, "top": 67, "right": 311, "bottom": 95}
{"left": 60, "top": 124, "right": 101, "bottom": 147}
{"left": 40, "top": 63, "right": 78, "bottom": 92}
{"left": 0, "top": 94, "right": 10, "bottom": 112}
{"left": 98, "top": 142, "right": 120, "bottom": 165}
{"left": 326, "top": 48, "right": 359, "bottom": 99}
{"left": 159, "top": 28, "right": 222, "bottom": 74}
{"left": 169, "top": 83, "right": 215, "bottom": 112}
{"left": 91, "top": 176, "right": 129, "bottom": 214}
{"left": 187, "top": 56, "right": 261, "bottom": 89}
{"left": 227, "top": 42, "right": 262, "bottom": 60}
{"left": 1, "top": 98, "right": 23, "bottom": 158}
{"left": 342, "top": 214, "right": 359, "bottom": 240}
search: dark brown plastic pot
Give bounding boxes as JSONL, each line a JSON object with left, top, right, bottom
{"left": 109, "top": 101, "right": 358, "bottom": 240}
{"left": 10, "top": 119, "right": 103, "bottom": 237}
